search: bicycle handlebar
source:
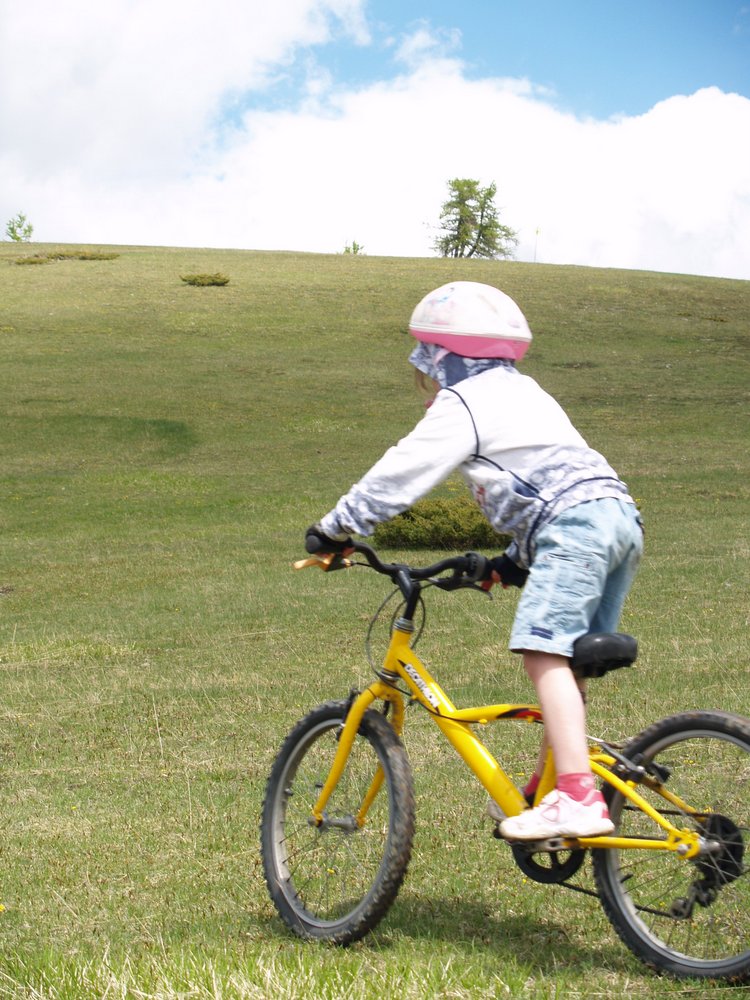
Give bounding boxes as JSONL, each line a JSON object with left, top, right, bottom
{"left": 294, "top": 540, "right": 491, "bottom": 599}
{"left": 356, "top": 541, "right": 484, "bottom": 581}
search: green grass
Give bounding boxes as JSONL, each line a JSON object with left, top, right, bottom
{"left": 0, "top": 243, "right": 749, "bottom": 997}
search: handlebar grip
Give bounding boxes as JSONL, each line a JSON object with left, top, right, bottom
{"left": 464, "top": 551, "right": 490, "bottom": 583}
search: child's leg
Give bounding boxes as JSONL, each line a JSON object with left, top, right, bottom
{"left": 499, "top": 653, "right": 613, "bottom": 839}
{"left": 528, "top": 675, "right": 587, "bottom": 795}
{"left": 523, "top": 652, "right": 589, "bottom": 774}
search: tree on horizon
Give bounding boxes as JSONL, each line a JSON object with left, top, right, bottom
{"left": 433, "top": 179, "right": 517, "bottom": 259}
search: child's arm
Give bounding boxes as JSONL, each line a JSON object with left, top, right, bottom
{"left": 319, "top": 390, "right": 477, "bottom": 539}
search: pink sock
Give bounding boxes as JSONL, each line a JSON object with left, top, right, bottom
{"left": 557, "top": 772, "right": 596, "bottom": 802}
{"left": 524, "top": 772, "right": 541, "bottom": 799}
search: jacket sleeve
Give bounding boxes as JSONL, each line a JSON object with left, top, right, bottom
{"left": 319, "top": 390, "right": 477, "bottom": 538}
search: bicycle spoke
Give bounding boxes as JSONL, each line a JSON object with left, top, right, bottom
{"left": 261, "top": 701, "right": 414, "bottom": 941}
{"left": 593, "top": 712, "right": 750, "bottom": 980}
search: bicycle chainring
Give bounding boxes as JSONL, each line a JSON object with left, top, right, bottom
{"left": 510, "top": 843, "right": 587, "bottom": 884}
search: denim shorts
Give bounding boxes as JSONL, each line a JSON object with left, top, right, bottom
{"left": 509, "top": 498, "right": 643, "bottom": 657}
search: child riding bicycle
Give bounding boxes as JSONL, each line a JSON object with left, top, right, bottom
{"left": 307, "top": 280, "right": 643, "bottom": 840}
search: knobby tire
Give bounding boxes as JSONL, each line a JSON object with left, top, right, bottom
{"left": 592, "top": 710, "right": 750, "bottom": 982}
{"left": 260, "top": 700, "right": 415, "bottom": 944}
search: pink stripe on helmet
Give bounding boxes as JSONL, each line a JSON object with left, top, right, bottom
{"left": 410, "top": 328, "right": 530, "bottom": 360}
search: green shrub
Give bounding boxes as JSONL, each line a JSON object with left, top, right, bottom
{"left": 55, "top": 250, "right": 120, "bottom": 261}
{"left": 14, "top": 254, "right": 49, "bottom": 265}
{"left": 14, "top": 250, "right": 120, "bottom": 264}
{"left": 373, "top": 495, "right": 509, "bottom": 550}
{"left": 180, "top": 272, "right": 230, "bottom": 286}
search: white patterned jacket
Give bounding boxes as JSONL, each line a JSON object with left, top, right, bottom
{"left": 319, "top": 365, "right": 634, "bottom": 568}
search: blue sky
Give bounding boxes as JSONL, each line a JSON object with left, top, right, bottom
{"left": 261, "top": 1, "right": 750, "bottom": 118}
{"left": 2, "top": 1, "right": 749, "bottom": 278}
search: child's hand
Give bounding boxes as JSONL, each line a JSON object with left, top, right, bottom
{"left": 481, "top": 553, "right": 529, "bottom": 590}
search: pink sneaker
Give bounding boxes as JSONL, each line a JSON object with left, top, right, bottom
{"left": 499, "top": 788, "right": 614, "bottom": 840}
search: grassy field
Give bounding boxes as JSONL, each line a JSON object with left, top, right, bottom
{"left": 0, "top": 243, "right": 749, "bottom": 998}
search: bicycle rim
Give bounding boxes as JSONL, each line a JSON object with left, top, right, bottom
{"left": 593, "top": 711, "right": 750, "bottom": 981}
{"left": 261, "top": 701, "right": 415, "bottom": 943}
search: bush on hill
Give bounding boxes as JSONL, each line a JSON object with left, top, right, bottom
{"left": 373, "top": 494, "right": 509, "bottom": 550}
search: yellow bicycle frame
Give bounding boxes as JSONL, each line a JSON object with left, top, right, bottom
{"left": 311, "top": 618, "right": 705, "bottom": 859}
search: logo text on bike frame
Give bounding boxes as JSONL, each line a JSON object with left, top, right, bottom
{"left": 400, "top": 660, "right": 440, "bottom": 710}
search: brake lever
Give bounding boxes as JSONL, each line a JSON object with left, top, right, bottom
{"left": 431, "top": 575, "right": 493, "bottom": 596}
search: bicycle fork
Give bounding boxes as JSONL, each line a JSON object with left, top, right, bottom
{"left": 310, "top": 681, "right": 402, "bottom": 827}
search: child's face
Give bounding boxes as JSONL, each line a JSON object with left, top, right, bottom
{"left": 414, "top": 368, "right": 439, "bottom": 408}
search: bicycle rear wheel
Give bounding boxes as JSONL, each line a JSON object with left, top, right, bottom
{"left": 261, "top": 700, "right": 415, "bottom": 943}
{"left": 592, "top": 710, "right": 750, "bottom": 981}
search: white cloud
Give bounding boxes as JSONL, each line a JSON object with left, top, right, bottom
{"left": 393, "top": 21, "right": 462, "bottom": 65}
{"left": 0, "top": 0, "right": 369, "bottom": 179}
{"left": 2, "top": 8, "right": 749, "bottom": 280}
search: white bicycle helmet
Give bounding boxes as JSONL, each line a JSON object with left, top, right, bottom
{"left": 408, "top": 281, "right": 532, "bottom": 360}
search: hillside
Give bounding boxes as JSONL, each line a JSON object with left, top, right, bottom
{"left": 0, "top": 243, "right": 748, "bottom": 995}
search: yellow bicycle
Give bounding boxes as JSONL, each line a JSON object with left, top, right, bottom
{"left": 260, "top": 541, "right": 749, "bottom": 982}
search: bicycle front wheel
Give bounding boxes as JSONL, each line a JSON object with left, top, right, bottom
{"left": 260, "top": 700, "right": 415, "bottom": 944}
{"left": 592, "top": 710, "right": 750, "bottom": 981}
